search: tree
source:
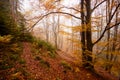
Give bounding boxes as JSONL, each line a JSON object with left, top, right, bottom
{"left": 0, "top": 0, "right": 26, "bottom": 40}
{"left": 26, "top": 0, "right": 120, "bottom": 71}
{"left": 104, "top": 0, "right": 120, "bottom": 73}
{"left": 0, "top": 0, "right": 16, "bottom": 35}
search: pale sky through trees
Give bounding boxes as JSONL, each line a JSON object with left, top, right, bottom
{"left": 21, "top": 0, "right": 119, "bottom": 53}
{"left": 22, "top": 0, "right": 82, "bottom": 55}
{"left": 22, "top": 0, "right": 81, "bottom": 34}
{"left": 22, "top": 0, "right": 108, "bottom": 29}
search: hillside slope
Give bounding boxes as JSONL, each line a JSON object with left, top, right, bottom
{"left": 21, "top": 42, "right": 103, "bottom": 80}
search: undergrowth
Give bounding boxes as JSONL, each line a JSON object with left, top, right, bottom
{"left": 35, "top": 56, "right": 50, "bottom": 68}
{"left": 20, "top": 32, "right": 57, "bottom": 58}
{"left": 60, "top": 60, "right": 72, "bottom": 71}
{"left": 35, "top": 40, "right": 56, "bottom": 52}
{"left": 0, "top": 34, "right": 57, "bottom": 79}
{"left": 19, "top": 32, "right": 35, "bottom": 43}
{"left": 0, "top": 35, "right": 29, "bottom": 79}
{"left": 32, "top": 39, "right": 56, "bottom": 58}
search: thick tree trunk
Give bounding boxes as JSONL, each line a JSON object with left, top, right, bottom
{"left": 81, "top": 0, "right": 86, "bottom": 67}
{"left": 81, "top": 0, "right": 93, "bottom": 70}
{"left": 85, "top": 0, "right": 93, "bottom": 69}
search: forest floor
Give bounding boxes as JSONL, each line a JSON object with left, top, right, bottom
{"left": 20, "top": 42, "right": 103, "bottom": 80}
{"left": 0, "top": 42, "right": 118, "bottom": 80}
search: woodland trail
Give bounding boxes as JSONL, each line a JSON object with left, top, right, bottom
{"left": 56, "top": 50, "right": 80, "bottom": 63}
{"left": 22, "top": 42, "right": 44, "bottom": 79}
{"left": 21, "top": 42, "right": 103, "bottom": 80}
{"left": 21, "top": 42, "right": 69, "bottom": 80}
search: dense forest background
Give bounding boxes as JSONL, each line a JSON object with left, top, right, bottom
{"left": 0, "top": 0, "right": 120, "bottom": 80}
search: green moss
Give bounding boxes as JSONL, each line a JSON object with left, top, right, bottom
{"left": 10, "top": 54, "right": 19, "bottom": 61}
{"left": 48, "top": 51, "right": 56, "bottom": 58}
{"left": 19, "top": 33, "right": 35, "bottom": 42}
{"left": 19, "top": 58, "right": 26, "bottom": 64}
{"left": 40, "top": 59, "right": 50, "bottom": 68}
{"left": 61, "top": 60, "right": 72, "bottom": 71}
{"left": 40, "top": 60, "right": 50, "bottom": 68}
{"left": 34, "top": 56, "right": 42, "bottom": 61}
{"left": 34, "top": 39, "right": 56, "bottom": 58}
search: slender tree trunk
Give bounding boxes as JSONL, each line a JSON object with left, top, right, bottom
{"left": 105, "top": 0, "right": 112, "bottom": 72}
{"left": 112, "top": 9, "right": 119, "bottom": 62}
{"left": 52, "top": 15, "right": 58, "bottom": 48}
{"left": 44, "top": 16, "right": 49, "bottom": 42}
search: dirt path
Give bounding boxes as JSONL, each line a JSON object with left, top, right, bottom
{"left": 56, "top": 50, "right": 79, "bottom": 63}
{"left": 21, "top": 42, "right": 45, "bottom": 79}
{"left": 21, "top": 42, "right": 103, "bottom": 80}
{"left": 21, "top": 42, "right": 65, "bottom": 80}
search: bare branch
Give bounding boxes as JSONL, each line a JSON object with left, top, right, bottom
{"left": 91, "top": 0, "right": 106, "bottom": 13}
{"left": 27, "top": 6, "right": 81, "bottom": 21}
{"left": 59, "top": 6, "right": 81, "bottom": 12}
{"left": 94, "top": 0, "right": 98, "bottom": 8}
{"left": 93, "top": 3, "right": 120, "bottom": 45}
{"left": 93, "top": 23, "right": 120, "bottom": 45}
{"left": 107, "top": 3, "right": 120, "bottom": 25}
{"left": 28, "top": 11, "right": 81, "bottom": 31}
{"left": 106, "top": 22, "right": 120, "bottom": 30}
{"left": 97, "top": 42, "right": 109, "bottom": 56}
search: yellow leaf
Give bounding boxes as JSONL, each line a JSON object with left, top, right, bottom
{"left": 74, "top": 67, "right": 80, "bottom": 72}
{"left": 44, "top": 0, "right": 56, "bottom": 10}
{"left": 11, "top": 72, "right": 21, "bottom": 77}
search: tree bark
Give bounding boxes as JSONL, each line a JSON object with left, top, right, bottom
{"left": 85, "top": 0, "right": 93, "bottom": 69}
{"left": 80, "top": 0, "right": 93, "bottom": 69}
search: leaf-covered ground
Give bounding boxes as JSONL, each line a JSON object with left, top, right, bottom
{"left": 1, "top": 42, "right": 118, "bottom": 80}
{"left": 21, "top": 42, "right": 103, "bottom": 80}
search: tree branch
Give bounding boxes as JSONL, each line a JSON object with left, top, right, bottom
{"left": 106, "top": 22, "right": 120, "bottom": 30}
{"left": 28, "top": 11, "right": 81, "bottom": 31}
{"left": 59, "top": 6, "right": 81, "bottom": 13}
{"left": 93, "top": 3, "right": 120, "bottom": 45}
{"left": 97, "top": 42, "right": 109, "bottom": 56}
{"left": 93, "top": 23, "right": 120, "bottom": 45}
{"left": 91, "top": 0, "right": 106, "bottom": 13}
{"left": 27, "top": 6, "right": 81, "bottom": 21}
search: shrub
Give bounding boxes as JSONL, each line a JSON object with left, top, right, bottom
{"left": 0, "top": 36, "right": 23, "bottom": 70}
{"left": 34, "top": 56, "right": 50, "bottom": 68}
{"left": 40, "top": 59, "right": 50, "bottom": 68}
{"left": 0, "top": 35, "right": 13, "bottom": 43}
{"left": 48, "top": 51, "right": 56, "bottom": 58}
{"left": 0, "top": 35, "right": 13, "bottom": 50}
{"left": 19, "top": 32, "right": 35, "bottom": 42}
{"left": 19, "top": 58, "right": 26, "bottom": 64}
{"left": 34, "top": 56, "right": 42, "bottom": 61}
{"left": 61, "top": 60, "right": 72, "bottom": 71}
{"left": 34, "top": 39, "right": 56, "bottom": 58}
{"left": 10, "top": 54, "right": 19, "bottom": 61}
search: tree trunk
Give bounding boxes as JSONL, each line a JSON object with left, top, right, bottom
{"left": 85, "top": 0, "right": 93, "bottom": 69}
{"left": 81, "top": 0, "right": 86, "bottom": 67}
{"left": 81, "top": 0, "right": 93, "bottom": 70}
